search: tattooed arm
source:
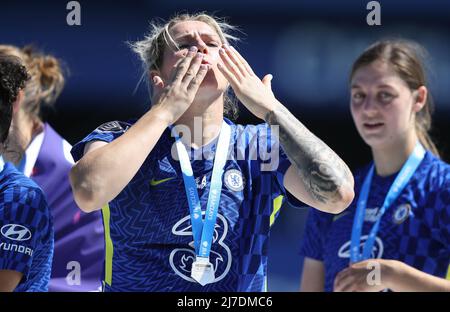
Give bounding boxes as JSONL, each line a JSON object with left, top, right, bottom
{"left": 265, "top": 105, "right": 354, "bottom": 213}
{"left": 218, "top": 44, "right": 354, "bottom": 213}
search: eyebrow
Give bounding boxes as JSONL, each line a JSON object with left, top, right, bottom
{"left": 350, "top": 83, "right": 395, "bottom": 89}
{"left": 377, "top": 84, "right": 396, "bottom": 89}
{"left": 173, "top": 32, "right": 221, "bottom": 41}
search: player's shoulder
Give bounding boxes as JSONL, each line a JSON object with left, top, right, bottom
{"left": 304, "top": 205, "right": 338, "bottom": 233}
{"left": 71, "top": 119, "right": 137, "bottom": 161}
{"left": 0, "top": 163, "right": 48, "bottom": 210}
{"left": 416, "top": 151, "right": 450, "bottom": 190}
{"left": 92, "top": 119, "right": 135, "bottom": 135}
{"left": 0, "top": 163, "right": 41, "bottom": 192}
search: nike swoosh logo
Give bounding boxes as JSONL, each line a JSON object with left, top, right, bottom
{"left": 150, "top": 177, "right": 175, "bottom": 186}
{"left": 332, "top": 211, "right": 350, "bottom": 222}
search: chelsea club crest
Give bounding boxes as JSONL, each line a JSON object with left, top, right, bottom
{"left": 224, "top": 169, "right": 244, "bottom": 192}
{"left": 392, "top": 203, "right": 412, "bottom": 224}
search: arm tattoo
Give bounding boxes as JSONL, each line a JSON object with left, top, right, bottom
{"left": 265, "top": 105, "right": 352, "bottom": 204}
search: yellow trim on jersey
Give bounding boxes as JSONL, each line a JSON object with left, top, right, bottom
{"left": 446, "top": 264, "right": 450, "bottom": 280}
{"left": 270, "top": 195, "right": 284, "bottom": 227}
{"left": 102, "top": 204, "right": 113, "bottom": 286}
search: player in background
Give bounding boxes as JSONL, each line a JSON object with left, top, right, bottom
{"left": 0, "top": 54, "right": 53, "bottom": 292}
{"left": 0, "top": 45, "right": 104, "bottom": 291}
{"left": 300, "top": 39, "right": 450, "bottom": 292}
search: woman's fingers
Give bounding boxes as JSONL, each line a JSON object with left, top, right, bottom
{"left": 351, "top": 260, "right": 370, "bottom": 269}
{"left": 219, "top": 47, "right": 244, "bottom": 82}
{"left": 170, "top": 46, "right": 198, "bottom": 83}
{"left": 168, "top": 46, "right": 207, "bottom": 90}
{"left": 217, "top": 61, "right": 240, "bottom": 89}
{"left": 229, "top": 45, "right": 255, "bottom": 76}
{"left": 335, "top": 263, "right": 380, "bottom": 292}
{"left": 181, "top": 51, "right": 205, "bottom": 87}
{"left": 262, "top": 74, "right": 273, "bottom": 91}
{"left": 334, "top": 273, "right": 357, "bottom": 292}
{"left": 222, "top": 45, "right": 247, "bottom": 78}
{"left": 334, "top": 267, "right": 354, "bottom": 291}
{"left": 187, "top": 64, "right": 209, "bottom": 93}
{"left": 338, "top": 279, "right": 358, "bottom": 292}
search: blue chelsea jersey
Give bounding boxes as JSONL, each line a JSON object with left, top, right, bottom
{"left": 0, "top": 162, "right": 54, "bottom": 292}
{"left": 300, "top": 151, "right": 450, "bottom": 291}
{"left": 71, "top": 118, "right": 301, "bottom": 292}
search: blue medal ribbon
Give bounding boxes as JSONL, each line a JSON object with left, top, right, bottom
{"left": 350, "top": 142, "right": 426, "bottom": 263}
{"left": 173, "top": 121, "right": 231, "bottom": 259}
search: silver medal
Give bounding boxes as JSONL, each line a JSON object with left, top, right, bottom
{"left": 191, "top": 257, "right": 215, "bottom": 286}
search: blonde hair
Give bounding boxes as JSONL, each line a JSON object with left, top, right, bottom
{"left": 130, "top": 12, "right": 240, "bottom": 119}
{"left": 0, "top": 45, "right": 65, "bottom": 121}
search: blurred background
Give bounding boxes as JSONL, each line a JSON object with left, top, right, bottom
{"left": 1, "top": 0, "right": 449, "bottom": 291}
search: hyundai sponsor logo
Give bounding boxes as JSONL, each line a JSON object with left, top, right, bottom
{"left": 0, "top": 242, "right": 33, "bottom": 256}
{"left": 1, "top": 224, "right": 32, "bottom": 241}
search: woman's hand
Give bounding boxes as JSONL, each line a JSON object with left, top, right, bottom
{"left": 335, "top": 259, "right": 450, "bottom": 292}
{"left": 334, "top": 259, "right": 396, "bottom": 292}
{"left": 217, "top": 44, "right": 280, "bottom": 120}
{"left": 151, "top": 46, "right": 210, "bottom": 124}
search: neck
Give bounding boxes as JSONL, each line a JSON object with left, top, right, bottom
{"left": 2, "top": 118, "right": 44, "bottom": 166}
{"left": 174, "top": 97, "right": 224, "bottom": 149}
{"left": 371, "top": 132, "right": 419, "bottom": 177}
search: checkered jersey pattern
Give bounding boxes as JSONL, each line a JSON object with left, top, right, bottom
{"left": 300, "top": 151, "right": 450, "bottom": 291}
{"left": 0, "top": 163, "right": 53, "bottom": 292}
{"left": 71, "top": 118, "right": 295, "bottom": 292}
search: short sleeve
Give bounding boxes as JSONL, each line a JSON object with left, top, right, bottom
{"left": 0, "top": 186, "right": 52, "bottom": 281}
{"left": 71, "top": 120, "right": 132, "bottom": 161}
{"left": 299, "top": 208, "right": 325, "bottom": 261}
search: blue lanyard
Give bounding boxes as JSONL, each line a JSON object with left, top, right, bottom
{"left": 350, "top": 142, "right": 425, "bottom": 263}
{"left": 173, "top": 121, "right": 231, "bottom": 259}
